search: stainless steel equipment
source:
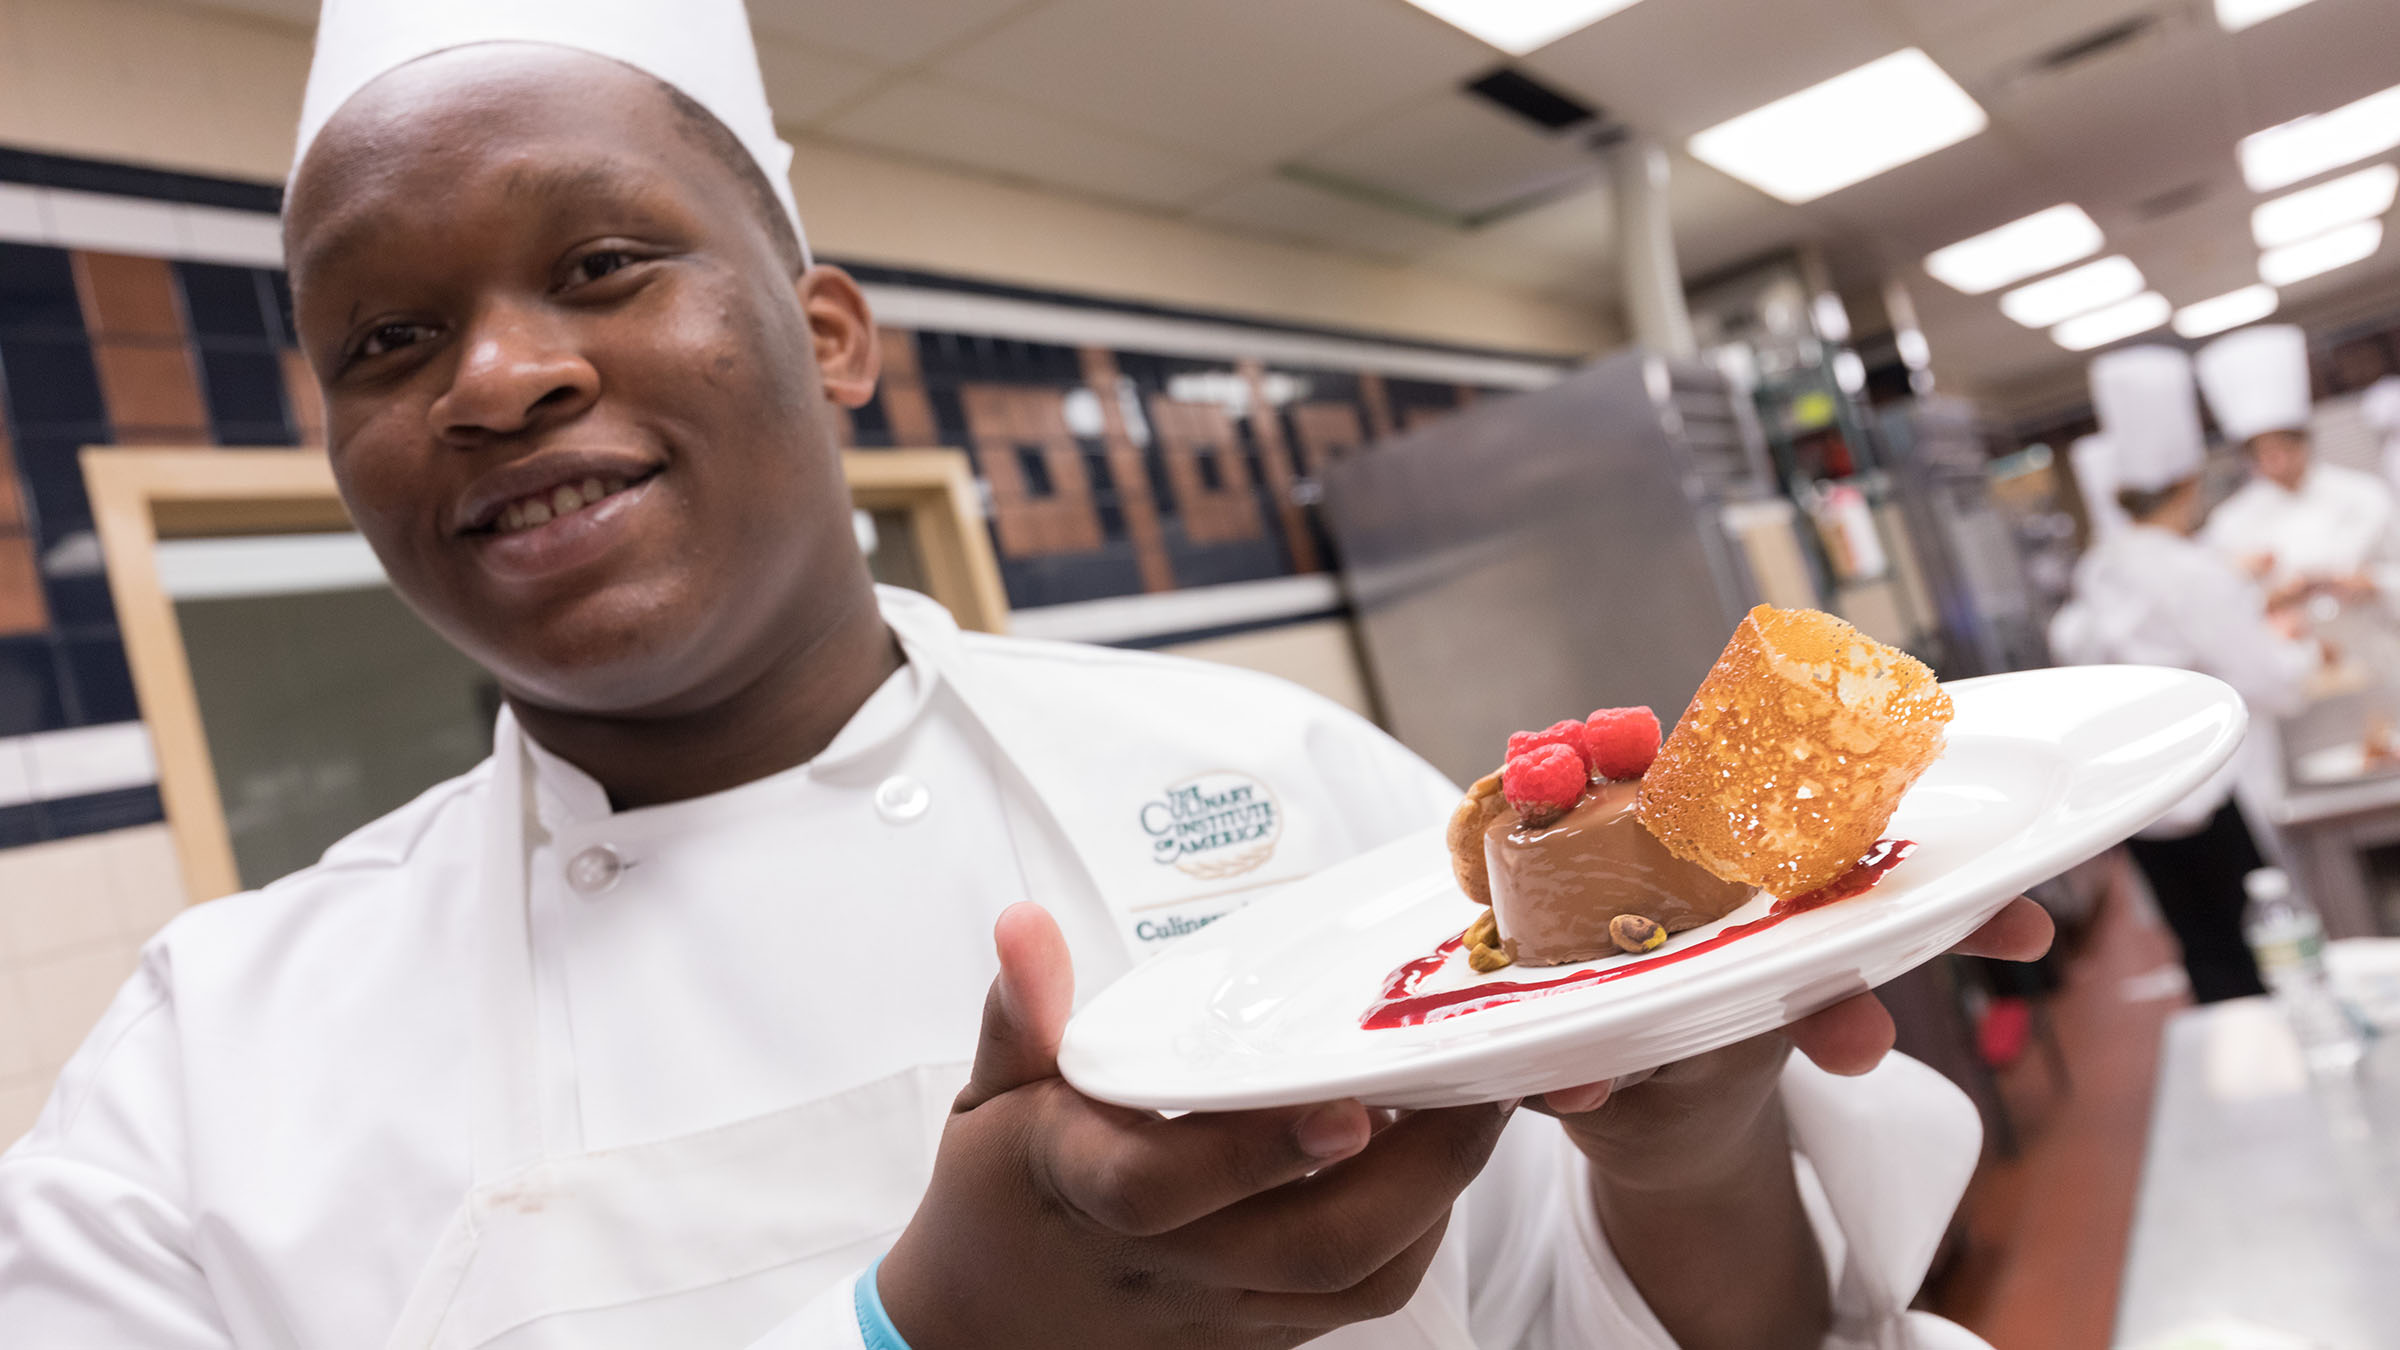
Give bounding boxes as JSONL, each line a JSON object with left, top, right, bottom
{"left": 1322, "top": 350, "right": 1767, "bottom": 786}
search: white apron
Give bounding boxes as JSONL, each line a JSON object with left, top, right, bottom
{"left": 378, "top": 613, "right": 1477, "bottom": 1349}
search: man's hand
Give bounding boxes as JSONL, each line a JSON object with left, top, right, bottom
{"left": 1532, "top": 896, "right": 2057, "bottom": 1350}
{"left": 878, "top": 904, "right": 1517, "bottom": 1350}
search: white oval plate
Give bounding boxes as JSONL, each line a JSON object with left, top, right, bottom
{"left": 1060, "top": 666, "right": 2245, "bottom": 1111}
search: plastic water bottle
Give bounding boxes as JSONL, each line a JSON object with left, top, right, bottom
{"left": 2242, "top": 868, "right": 2364, "bottom": 1075}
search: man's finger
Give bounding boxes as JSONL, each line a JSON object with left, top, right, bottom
{"left": 956, "top": 903, "right": 1076, "bottom": 1112}
{"left": 1166, "top": 1101, "right": 1513, "bottom": 1294}
{"left": 1234, "top": 1210, "right": 1454, "bottom": 1330}
{"left": 1952, "top": 896, "right": 2055, "bottom": 962}
{"left": 1042, "top": 1096, "right": 1373, "bottom": 1238}
{"left": 1786, "top": 991, "right": 1895, "bottom": 1076}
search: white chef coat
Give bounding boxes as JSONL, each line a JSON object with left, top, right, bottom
{"left": 2201, "top": 461, "right": 2400, "bottom": 590}
{"left": 0, "top": 586, "right": 1988, "bottom": 1349}
{"left": 2053, "top": 525, "right": 2316, "bottom": 836}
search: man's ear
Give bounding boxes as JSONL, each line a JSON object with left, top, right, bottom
{"left": 798, "top": 265, "right": 880, "bottom": 409}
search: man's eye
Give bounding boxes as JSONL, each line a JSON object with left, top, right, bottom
{"left": 571, "top": 251, "right": 638, "bottom": 285}
{"left": 357, "top": 322, "right": 434, "bottom": 359}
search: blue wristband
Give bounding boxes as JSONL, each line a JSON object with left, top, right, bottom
{"left": 853, "top": 1255, "right": 914, "bottom": 1350}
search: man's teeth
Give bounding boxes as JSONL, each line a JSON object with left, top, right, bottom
{"left": 497, "top": 477, "right": 627, "bottom": 534}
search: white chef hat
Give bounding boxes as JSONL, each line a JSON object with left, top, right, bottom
{"left": 2068, "top": 433, "right": 2127, "bottom": 539}
{"left": 2089, "top": 345, "right": 2205, "bottom": 492}
{"left": 292, "top": 0, "right": 808, "bottom": 264}
{"left": 2195, "top": 324, "right": 2310, "bottom": 445}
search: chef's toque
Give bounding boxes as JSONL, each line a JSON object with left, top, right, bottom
{"left": 2068, "top": 433, "right": 2126, "bottom": 539}
{"left": 292, "top": 0, "right": 807, "bottom": 263}
{"left": 2089, "top": 345, "right": 2205, "bottom": 492}
{"left": 2195, "top": 324, "right": 2310, "bottom": 445}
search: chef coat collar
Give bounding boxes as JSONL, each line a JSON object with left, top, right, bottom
{"left": 515, "top": 591, "right": 943, "bottom": 825}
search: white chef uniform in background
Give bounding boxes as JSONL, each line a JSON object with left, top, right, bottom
{"left": 2062, "top": 347, "right": 2315, "bottom": 836}
{"left": 2196, "top": 325, "right": 2400, "bottom": 591}
{"left": 0, "top": 3, "right": 1991, "bottom": 1347}
{"left": 2362, "top": 374, "right": 2400, "bottom": 502}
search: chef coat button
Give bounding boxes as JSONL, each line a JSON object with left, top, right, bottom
{"left": 566, "top": 845, "right": 624, "bottom": 894}
{"left": 874, "top": 775, "right": 931, "bottom": 824}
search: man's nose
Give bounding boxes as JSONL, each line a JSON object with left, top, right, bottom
{"left": 430, "top": 304, "right": 599, "bottom": 442}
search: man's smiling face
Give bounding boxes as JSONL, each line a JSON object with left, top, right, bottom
{"left": 285, "top": 45, "right": 877, "bottom": 719}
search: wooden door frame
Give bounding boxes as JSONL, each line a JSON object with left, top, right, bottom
{"left": 81, "top": 446, "right": 1006, "bottom": 905}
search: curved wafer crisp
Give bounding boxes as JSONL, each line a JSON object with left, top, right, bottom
{"left": 1637, "top": 606, "right": 1951, "bottom": 898}
{"left": 1446, "top": 770, "right": 1507, "bottom": 905}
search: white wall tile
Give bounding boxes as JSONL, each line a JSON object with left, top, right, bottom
{"left": 0, "top": 971, "right": 36, "bottom": 1080}
{"left": 0, "top": 736, "right": 34, "bottom": 808}
{"left": 0, "top": 836, "right": 122, "bottom": 959}
{"left": 0, "top": 1076, "right": 52, "bottom": 1151}
{"left": 176, "top": 203, "right": 284, "bottom": 268}
{"left": 25, "top": 722, "right": 158, "bottom": 800}
{"left": 105, "top": 825, "right": 188, "bottom": 942}
{"left": 40, "top": 188, "right": 181, "bottom": 256}
{"left": 0, "top": 182, "right": 48, "bottom": 246}
{"left": 21, "top": 943, "right": 139, "bottom": 1069}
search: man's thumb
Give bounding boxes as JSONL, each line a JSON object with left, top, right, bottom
{"left": 956, "top": 902, "right": 1076, "bottom": 1110}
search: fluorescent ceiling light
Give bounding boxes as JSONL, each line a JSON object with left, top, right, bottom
{"left": 2239, "top": 83, "right": 2400, "bottom": 192}
{"left": 1999, "top": 255, "right": 2145, "bottom": 328}
{"left": 2052, "top": 293, "right": 2171, "bottom": 351}
{"left": 2259, "top": 218, "right": 2385, "bottom": 284}
{"left": 1397, "top": 0, "right": 1645, "bottom": 55}
{"left": 2251, "top": 163, "right": 2398, "bottom": 247}
{"left": 1924, "top": 204, "right": 2104, "bottom": 294}
{"left": 2216, "top": 0, "right": 2322, "bottom": 32}
{"left": 1689, "top": 49, "right": 1987, "bottom": 205}
{"left": 2173, "top": 284, "right": 2280, "bottom": 338}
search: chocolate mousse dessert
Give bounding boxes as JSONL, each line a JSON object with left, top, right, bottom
{"left": 1444, "top": 606, "right": 1954, "bottom": 972}
{"left": 1448, "top": 707, "right": 1750, "bottom": 968}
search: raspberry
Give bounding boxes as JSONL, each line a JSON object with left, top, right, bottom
{"left": 1584, "top": 706, "right": 1661, "bottom": 781}
{"left": 1506, "top": 719, "right": 1592, "bottom": 771}
{"left": 1502, "top": 743, "right": 1586, "bottom": 825}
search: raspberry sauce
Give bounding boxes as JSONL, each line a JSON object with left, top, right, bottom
{"left": 1360, "top": 840, "right": 1915, "bottom": 1030}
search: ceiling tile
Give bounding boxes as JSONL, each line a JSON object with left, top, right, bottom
{"left": 823, "top": 78, "right": 1237, "bottom": 209}
{"left": 1524, "top": 0, "right": 1907, "bottom": 141}
{"left": 2223, "top": 0, "right": 2400, "bottom": 133}
{"left": 931, "top": 0, "right": 1494, "bottom": 165}
{"left": 1417, "top": 186, "right": 1619, "bottom": 302}
{"left": 756, "top": 33, "right": 893, "bottom": 127}
{"left": 1293, "top": 92, "right": 1604, "bottom": 218}
{"left": 1184, "top": 175, "right": 1462, "bottom": 262}
{"left": 747, "top": 0, "right": 1036, "bottom": 68}
{"left": 1669, "top": 157, "right": 1818, "bottom": 278}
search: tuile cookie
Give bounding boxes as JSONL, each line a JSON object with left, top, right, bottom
{"left": 1636, "top": 605, "right": 1950, "bottom": 899}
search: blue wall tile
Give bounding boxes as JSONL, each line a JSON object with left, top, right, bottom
{"left": 63, "top": 634, "right": 138, "bottom": 725}
{"left": 0, "top": 338, "right": 109, "bottom": 428}
{"left": 175, "top": 261, "right": 274, "bottom": 341}
{"left": 0, "top": 635, "right": 64, "bottom": 736}
{"left": 0, "top": 242, "right": 84, "bottom": 337}
{"left": 196, "top": 347, "right": 292, "bottom": 442}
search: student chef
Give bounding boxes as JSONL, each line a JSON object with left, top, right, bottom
{"left": 0, "top": 3, "right": 2048, "bottom": 1347}
{"left": 2197, "top": 324, "right": 2400, "bottom": 597}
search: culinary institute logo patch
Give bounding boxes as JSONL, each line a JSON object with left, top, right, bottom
{"left": 1139, "top": 771, "right": 1281, "bottom": 879}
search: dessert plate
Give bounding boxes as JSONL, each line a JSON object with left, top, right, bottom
{"left": 1060, "top": 665, "right": 2244, "bottom": 1111}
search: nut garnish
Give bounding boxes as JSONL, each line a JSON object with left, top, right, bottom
{"left": 1461, "top": 906, "right": 1514, "bottom": 971}
{"left": 1608, "top": 913, "right": 1667, "bottom": 955}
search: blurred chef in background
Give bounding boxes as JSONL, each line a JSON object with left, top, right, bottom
{"left": 2068, "top": 432, "right": 2128, "bottom": 544}
{"left": 2052, "top": 345, "right": 2318, "bottom": 1002}
{"left": 2196, "top": 325, "right": 2400, "bottom": 604}
{"left": 2363, "top": 373, "right": 2400, "bottom": 502}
